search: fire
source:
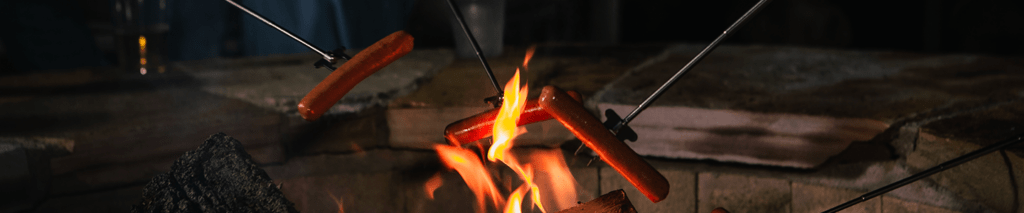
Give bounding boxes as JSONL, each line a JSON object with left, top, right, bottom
{"left": 486, "top": 70, "right": 527, "bottom": 162}
{"left": 435, "top": 144, "right": 505, "bottom": 213}
{"left": 425, "top": 172, "right": 444, "bottom": 199}
{"left": 434, "top": 47, "right": 579, "bottom": 213}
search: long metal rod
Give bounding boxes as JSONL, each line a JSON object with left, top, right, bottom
{"left": 445, "top": 0, "right": 503, "bottom": 97}
{"left": 225, "top": 0, "right": 335, "bottom": 63}
{"left": 614, "top": 0, "right": 771, "bottom": 130}
{"left": 822, "top": 134, "right": 1024, "bottom": 213}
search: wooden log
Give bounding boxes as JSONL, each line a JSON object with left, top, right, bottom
{"left": 557, "top": 189, "right": 637, "bottom": 213}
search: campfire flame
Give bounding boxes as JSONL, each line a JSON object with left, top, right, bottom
{"left": 434, "top": 48, "right": 579, "bottom": 213}
{"left": 425, "top": 172, "right": 444, "bottom": 199}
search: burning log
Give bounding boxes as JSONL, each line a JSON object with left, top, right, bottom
{"left": 131, "top": 133, "right": 298, "bottom": 213}
{"left": 540, "top": 86, "right": 670, "bottom": 203}
{"left": 557, "top": 189, "right": 637, "bottom": 213}
{"left": 444, "top": 91, "right": 582, "bottom": 146}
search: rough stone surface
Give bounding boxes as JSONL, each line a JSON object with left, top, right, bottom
{"left": 882, "top": 196, "right": 963, "bottom": 213}
{"left": 277, "top": 173, "right": 402, "bottom": 213}
{"left": 920, "top": 99, "right": 1024, "bottom": 156}
{"left": 262, "top": 149, "right": 438, "bottom": 181}
{"left": 179, "top": 49, "right": 454, "bottom": 116}
{"left": 600, "top": 103, "right": 888, "bottom": 168}
{"left": 34, "top": 185, "right": 145, "bottom": 213}
{"left": 131, "top": 133, "right": 298, "bottom": 213}
{"left": 0, "top": 137, "right": 74, "bottom": 213}
{"left": 282, "top": 106, "right": 389, "bottom": 154}
{"left": 403, "top": 171, "right": 478, "bottom": 213}
{"left": 904, "top": 132, "right": 1023, "bottom": 213}
{"left": 0, "top": 143, "right": 32, "bottom": 212}
{"left": 601, "top": 167, "right": 695, "bottom": 212}
{"left": 791, "top": 182, "right": 879, "bottom": 213}
{"left": 594, "top": 44, "right": 1024, "bottom": 168}
{"left": 698, "top": 172, "right": 791, "bottom": 213}
{"left": 596, "top": 44, "right": 1024, "bottom": 119}
{"left": 572, "top": 167, "right": 601, "bottom": 203}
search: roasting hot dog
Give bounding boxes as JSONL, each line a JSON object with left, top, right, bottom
{"left": 444, "top": 91, "right": 582, "bottom": 146}
{"left": 538, "top": 85, "right": 669, "bottom": 203}
{"left": 298, "top": 30, "right": 415, "bottom": 121}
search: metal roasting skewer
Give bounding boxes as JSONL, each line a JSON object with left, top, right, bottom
{"left": 225, "top": 0, "right": 347, "bottom": 70}
{"left": 444, "top": 0, "right": 503, "bottom": 105}
{"left": 575, "top": 0, "right": 773, "bottom": 159}
{"left": 823, "top": 134, "right": 1024, "bottom": 213}
{"left": 609, "top": 0, "right": 772, "bottom": 134}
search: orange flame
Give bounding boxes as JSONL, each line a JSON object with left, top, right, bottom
{"left": 425, "top": 172, "right": 444, "bottom": 200}
{"left": 435, "top": 48, "right": 578, "bottom": 213}
{"left": 435, "top": 144, "right": 505, "bottom": 212}
{"left": 487, "top": 69, "right": 528, "bottom": 162}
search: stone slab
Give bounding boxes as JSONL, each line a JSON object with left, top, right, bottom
{"left": 278, "top": 173, "right": 400, "bottom": 213}
{"left": 902, "top": 132, "right": 1024, "bottom": 213}
{"left": 601, "top": 167, "right": 695, "bottom": 212}
{"left": 594, "top": 44, "right": 1024, "bottom": 168}
{"left": 178, "top": 49, "right": 454, "bottom": 116}
{"left": 791, "top": 182, "right": 879, "bottom": 213}
{"left": 920, "top": 99, "right": 1024, "bottom": 156}
{"left": 697, "top": 172, "right": 791, "bottom": 213}
{"left": 32, "top": 185, "right": 145, "bottom": 213}
{"left": 282, "top": 106, "right": 389, "bottom": 155}
{"left": 572, "top": 167, "right": 600, "bottom": 203}
{"left": 600, "top": 103, "right": 888, "bottom": 168}
{"left": 882, "top": 196, "right": 963, "bottom": 213}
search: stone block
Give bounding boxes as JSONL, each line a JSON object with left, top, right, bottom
{"left": 33, "top": 185, "right": 145, "bottom": 213}
{"left": 278, "top": 173, "right": 401, "bottom": 213}
{"left": 572, "top": 167, "right": 600, "bottom": 202}
{"left": 402, "top": 171, "right": 480, "bottom": 213}
{"left": 594, "top": 44, "right": 1024, "bottom": 168}
{"left": 791, "top": 182, "right": 879, "bottom": 213}
{"left": 602, "top": 167, "right": 695, "bottom": 213}
{"left": 600, "top": 103, "right": 888, "bottom": 168}
{"left": 698, "top": 172, "right": 790, "bottom": 213}
{"left": 882, "top": 196, "right": 962, "bottom": 213}
{"left": 179, "top": 49, "right": 454, "bottom": 116}
{"left": 902, "top": 132, "right": 1023, "bottom": 213}
{"left": 283, "top": 107, "right": 388, "bottom": 154}
{"left": 0, "top": 137, "right": 74, "bottom": 212}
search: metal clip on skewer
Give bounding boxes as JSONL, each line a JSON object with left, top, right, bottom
{"left": 225, "top": 0, "right": 351, "bottom": 71}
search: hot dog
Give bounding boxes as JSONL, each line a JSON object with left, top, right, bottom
{"left": 538, "top": 85, "right": 669, "bottom": 203}
{"left": 298, "top": 30, "right": 415, "bottom": 121}
{"left": 444, "top": 91, "right": 582, "bottom": 146}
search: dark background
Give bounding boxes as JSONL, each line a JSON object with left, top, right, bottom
{"left": 1, "top": 0, "right": 1022, "bottom": 73}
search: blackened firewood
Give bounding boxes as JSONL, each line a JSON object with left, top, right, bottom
{"left": 131, "top": 133, "right": 298, "bottom": 213}
{"left": 558, "top": 189, "right": 637, "bottom": 213}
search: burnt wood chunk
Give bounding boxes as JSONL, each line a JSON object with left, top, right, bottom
{"left": 131, "top": 133, "right": 298, "bottom": 213}
{"left": 558, "top": 189, "right": 637, "bottom": 213}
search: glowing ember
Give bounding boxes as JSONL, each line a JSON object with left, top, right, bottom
{"left": 433, "top": 48, "right": 579, "bottom": 213}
